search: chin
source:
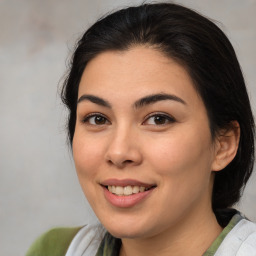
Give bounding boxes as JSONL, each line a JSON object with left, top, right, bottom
{"left": 101, "top": 216, "right": 155, "bottom": 239}
{"left": 107, "top": 227, "right": 146, "bottom": 239}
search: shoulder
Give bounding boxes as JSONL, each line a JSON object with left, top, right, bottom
{"left": 25, "top": 226, "right": 82, "bottom": 256}
{"left": 215, "top": 218, "right": 256, "bottom": 255}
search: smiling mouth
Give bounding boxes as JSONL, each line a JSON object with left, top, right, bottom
{"left": 105, "top": 185, "right": 156, "bottom": 196}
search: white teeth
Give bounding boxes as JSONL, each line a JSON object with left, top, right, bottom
{"left": 132, "top": 186, "right": 140, "bottom": 193}
{"left": 140, "top": 187, "right": 145, "bottom": 192}
{"left": 124, "top": 186, "right": 133, "bottom": 195}
{"left": 107, "top": 185, "right": 150, "bottom": 196}
{"left": 115, "top": 186, "right": 124, "bottom": 195}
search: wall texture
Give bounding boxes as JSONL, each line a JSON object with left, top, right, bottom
{"left": 0, "top": 0, "right": 255, "bottom": 255}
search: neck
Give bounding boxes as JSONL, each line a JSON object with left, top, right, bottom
{"left": 120, "top": 207, "right": 222, "bottom": 256}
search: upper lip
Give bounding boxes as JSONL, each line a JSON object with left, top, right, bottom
{"left": 100, "top": 179, "right": 156, "bottom": 188}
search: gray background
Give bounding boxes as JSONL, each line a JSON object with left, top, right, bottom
{"left": 0, "top": 0, "right": 255, "bottom": 255}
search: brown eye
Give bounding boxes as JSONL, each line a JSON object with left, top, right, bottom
{"left": 83, "top": 114, "right": 109, "bottom": 125}
{"left": 93, "top": 116, "right": 107, "bottom": 125}
{"left": 153, "top": 116, "right": 168, "bottom": 125}
{"left": 144, "top": 114, "right": 175, "bottom": 125}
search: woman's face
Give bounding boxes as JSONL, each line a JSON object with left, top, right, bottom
{"left": 73, "top": 46, "right": 218, "bottom": 239}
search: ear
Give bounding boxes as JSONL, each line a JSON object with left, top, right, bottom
{"left": 211, "top": 121, "right": 240, "bottom": 172}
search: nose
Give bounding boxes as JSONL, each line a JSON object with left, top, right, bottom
{"left": 104, "top": 127, "right": 143, "bottom": 169}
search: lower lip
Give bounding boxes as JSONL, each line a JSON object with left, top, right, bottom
{"left": 103, "top": 186, "right": 155, "bottom": 208}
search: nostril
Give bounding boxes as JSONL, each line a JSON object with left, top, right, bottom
{"left": 107, "top": 159, "right": 134, "bottom": 168}
{"left": 124, "top": 160, "right": 133, "bottom": 164}
{"left": 107, "top": 159, "right": 114, "bottom": 165}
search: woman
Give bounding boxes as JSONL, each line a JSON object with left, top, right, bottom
{"left": 26, "top": 2, "right": 256, "bottom": 256}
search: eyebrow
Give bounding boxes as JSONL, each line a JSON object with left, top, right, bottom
{"left": 134, "top": 93, "right": 186, "bottom": 108}
{"left": 77, "top": 93, "right": 186, "bottom": 108}
{"left": 77, "top": 94, "right": 111, "bottom": 108}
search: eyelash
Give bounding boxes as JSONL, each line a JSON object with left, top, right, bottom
{"left": 81, "top": 113, "right": 110, "bottom": 125}
{"left": 81, "top": 112, "right": 176, "bottom": 126}
{"left": 143, "top": 113, "right": 176, "bottom": 126}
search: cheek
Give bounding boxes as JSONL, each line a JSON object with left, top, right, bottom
{"left": 72, "top": 131, "right": 104, "bottom": 179}
{"left": 145, "top": 126, "right": 214, "bottom": 178}
{"left": 72, "top": 132, "right": 106, "bottom": 208}
{"left": 146, "top": 130, "right": 214, "bottom": 214}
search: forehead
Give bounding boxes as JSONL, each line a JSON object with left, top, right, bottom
{"left": 78, "top": 46, "right": 201, "bottom": 107}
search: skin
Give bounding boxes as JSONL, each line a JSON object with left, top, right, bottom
{"left": 72, "top": 46, "right": 239, "bottom": 256}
